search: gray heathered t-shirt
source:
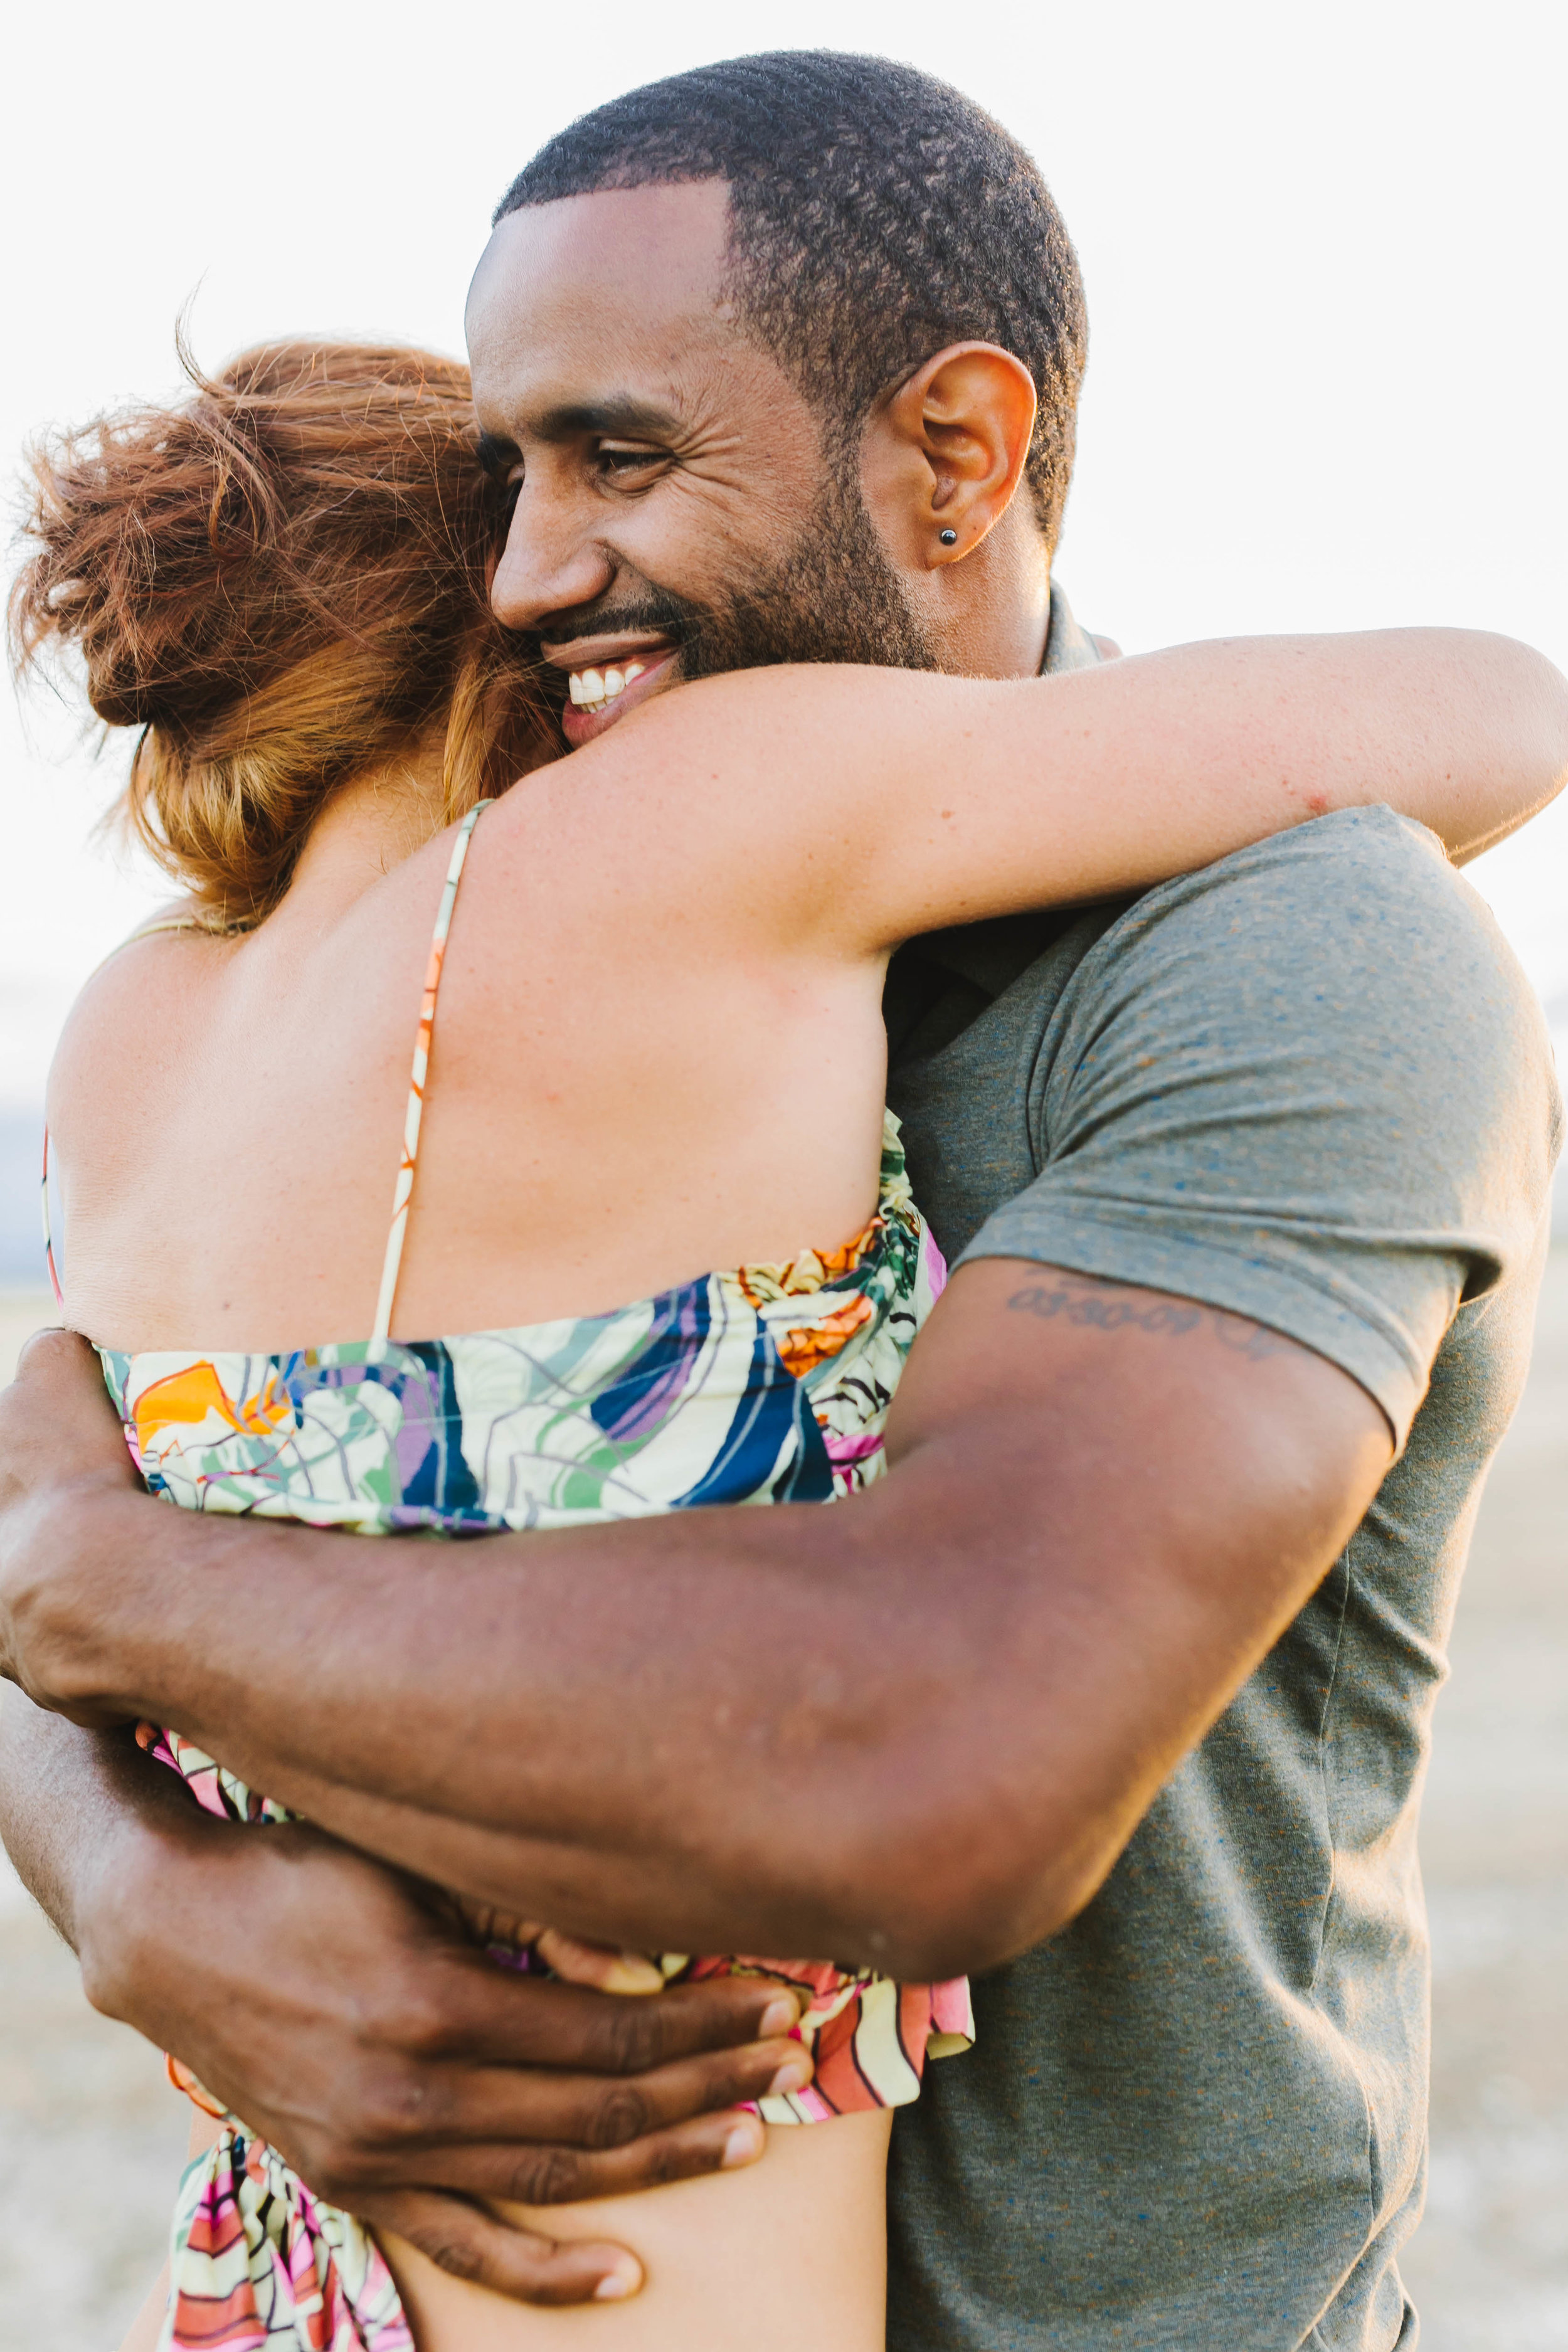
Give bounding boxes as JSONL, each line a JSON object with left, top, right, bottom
{"left": 881, "top": 605, "right": 1562, "bottom": 2351}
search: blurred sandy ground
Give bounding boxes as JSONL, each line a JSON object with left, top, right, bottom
{"left": 1, "top": 1267, "right": 1565, "bottom": 2351}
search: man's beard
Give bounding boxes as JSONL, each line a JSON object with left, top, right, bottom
{"left": 679, "top": 473, "right": 939, "bottom": 680}
{"left": 533, "top": 470, "right": 940, "bottom": 691}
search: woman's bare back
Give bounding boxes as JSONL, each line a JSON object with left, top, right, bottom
{"left": 386, "top": 2112, "right": 891, "bottom": 2352}
{"left": 64, "top": 738, "right": 904, "bottom": 2352}
{"left": 112, "top": 2109, "right": 893, "bottom": 2352}
{"left": 53, "top": 735, "right": 889, "bottom": 1357}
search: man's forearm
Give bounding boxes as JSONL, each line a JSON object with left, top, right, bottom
{"left": 5, "top": 1370, "right": 1073, "bottom": 1975}
{"left": 20, "top": 1468, "right": 972, "bottom": 1968}
{"left": 0, "top": 1688, "right": 198, "bottom": 1961}
{"left": 4, "top": 1270, "right": 1391, "bottom": 1981}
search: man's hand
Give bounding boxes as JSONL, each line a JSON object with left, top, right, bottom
{"left": 0, "top": 1697, "right": 807, "bottom": 2307}
{"left": 90, "top": 1823, "right": 808, "bottom": 2304}
{"left": 0, "top": 1328, "right": 139, "bottom": 1722}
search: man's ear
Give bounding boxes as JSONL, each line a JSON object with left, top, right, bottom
{"left": 865, "top": 343, "right": 1038, "bottom": 570}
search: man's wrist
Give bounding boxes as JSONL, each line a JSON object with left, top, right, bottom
{"left": 73, "top": 1782, "right": 272, "bottom": 2029}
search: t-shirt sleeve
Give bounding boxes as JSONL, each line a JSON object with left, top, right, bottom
{"left": 958, "top": 808, "right": 1562, "bottom": 1444}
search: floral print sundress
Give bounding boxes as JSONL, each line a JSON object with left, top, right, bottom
{"left": 56, "top": 803, "right": 973, "bottom": 2351}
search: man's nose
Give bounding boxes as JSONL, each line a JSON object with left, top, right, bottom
{"left": 489, "top": 477, "right": 616, "bottom": 633}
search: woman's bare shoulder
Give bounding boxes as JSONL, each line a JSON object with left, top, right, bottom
{"left": 46, "top": 914, "right": 238, "bottom": 1142}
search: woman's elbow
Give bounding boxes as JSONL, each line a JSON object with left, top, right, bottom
{"left": 1485, "top": 636, "right": 1568, "bottom": 824}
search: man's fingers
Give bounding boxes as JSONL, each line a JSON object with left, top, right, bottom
{"left": 403, "top": 2028, "right": 808, "bottom": 2199}
{"left": 12, "top": 1325, "right": 100, "bottom": 1381}
{"left": 534, "top": 1927, "right": 665, "bottom": 1994}
{"left": 359, "top": 2186, "right": 643, "bottom": 2307}
{"left": 426, "top": 2104, "right": 770, "bottom": 2208}
{"left": 470, "top": 2032, "right": 808, "bottom": 2154}
{"left": 325, "top": 2032, "right": 806, "bottom": 2197}
{"left": 463, "top": 2035, "right": 808, "bottom": 2148}
{"left": 0, "top": 1327, "right": 140, "bottom": 1708}
{"left": 433, "top": 1956, "right": 805, "bottom": 2070}
{"left": 7, "top": 1327, "right": 131, "bottom": 1463}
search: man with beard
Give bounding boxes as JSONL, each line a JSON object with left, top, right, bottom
{"left": 0, "top": 52, "right": 1559, "bottom": 2352}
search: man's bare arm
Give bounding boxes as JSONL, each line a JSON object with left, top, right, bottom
{"left": 0, "top": 1262, "right": 1391, "bottom": 1979}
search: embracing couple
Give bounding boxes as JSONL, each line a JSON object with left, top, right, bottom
{"left": 1, "top": 48, "right": 1564, "bottom": 2352}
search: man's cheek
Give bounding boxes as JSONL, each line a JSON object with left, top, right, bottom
{"left": 624, "top": 472, "right": 761, "bottom": 593}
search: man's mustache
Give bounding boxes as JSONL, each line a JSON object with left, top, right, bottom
{"left": 527, "top": 590, "right": 706, "bottom": 655}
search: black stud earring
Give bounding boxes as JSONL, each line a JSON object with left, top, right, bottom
{"left": 938, "top": 528, "right": 958, "bottom": 546}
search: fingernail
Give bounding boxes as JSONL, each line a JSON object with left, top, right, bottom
{"left": 759, "top": 1996, "right": 799, "bottom": 2037}
{"left": 767, "top": 2058, "right": 812, "bottom": 2097}
{"left": 595, "top": 2265, "right": 640, "bottom": 2302}
{"left": 723, "top": 2119, "right": 763, "bottom": 2167}
{"left": 605, "top": 1953, "right": 665, "bottom": 1994}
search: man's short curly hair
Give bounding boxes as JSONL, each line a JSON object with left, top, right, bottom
{"left": 494, "top": 51, "right": 1087, "bottom": 549}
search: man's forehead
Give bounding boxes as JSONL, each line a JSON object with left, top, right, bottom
{"left": 466, "top": 181, "right": 738, "bottom": 426}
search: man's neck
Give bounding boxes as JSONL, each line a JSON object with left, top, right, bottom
{"left": 928, "top": 509, "right": 1052, "bottom": 679}
{"left": 1040, "top": 584, "right": 1104, "bottom": 677}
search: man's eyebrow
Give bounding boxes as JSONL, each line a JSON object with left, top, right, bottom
{"left": 532, "top": 397, "right": 682, "bottom": 443}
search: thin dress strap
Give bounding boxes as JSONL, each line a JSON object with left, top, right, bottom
{"left": 370, "top": 799, "right": 492, "bottom": 1353}
{"left": 41, "top": 916, "right": 214, "bottom": 1310}
{"left": 41, "top": 1126, "right": 63, "bottom": 1310}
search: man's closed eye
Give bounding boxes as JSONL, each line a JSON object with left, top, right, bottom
{"left": 595, "top": 442, "right": 672, "bottom": 484}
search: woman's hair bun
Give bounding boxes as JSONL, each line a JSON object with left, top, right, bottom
{"left": 10, "top": 336, "right": 547, "bottom": 924}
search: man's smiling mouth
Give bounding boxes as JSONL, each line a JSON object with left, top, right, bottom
{"left": 544, "top": 633, "right": 682, "bottom": 746}
{"left": 567, "top": 658, "right": 649, "bottom": 714}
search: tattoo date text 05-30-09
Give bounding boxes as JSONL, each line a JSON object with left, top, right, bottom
{"left": 1005, "top": 1277, "right": 1291, "bottom": 1362}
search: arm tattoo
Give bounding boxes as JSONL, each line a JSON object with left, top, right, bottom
{"left": 1005, "top": 1276, "right": 1293, "bottom": 1362}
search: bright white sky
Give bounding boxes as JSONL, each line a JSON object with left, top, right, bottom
{"left": 3, "top": 0, "right": 1565, "bottom": 1114}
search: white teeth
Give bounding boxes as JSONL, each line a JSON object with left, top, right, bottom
{"left": 568, "top": 657, "right": 650, "bottom": 714}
